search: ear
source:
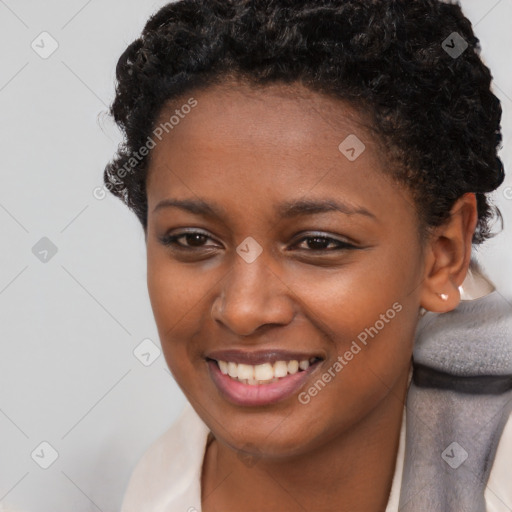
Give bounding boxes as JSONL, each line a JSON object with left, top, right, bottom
{"left": 419, "top": 192, "right": 478, "bottom": 313}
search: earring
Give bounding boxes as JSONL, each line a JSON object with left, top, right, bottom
{"left": 439, "top": 293, "right": 449, "bottom": 301}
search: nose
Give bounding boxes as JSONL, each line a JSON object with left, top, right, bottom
{"left": 211, "top": 252, "right": 296, "bottom": 337}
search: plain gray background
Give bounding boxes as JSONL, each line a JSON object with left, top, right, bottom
{"left": 0, "top": 1, "right": 511, "bottom": 511}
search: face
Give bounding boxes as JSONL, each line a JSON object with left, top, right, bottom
{"left": 145, "top": 81, "right": 425, "bottom": 458}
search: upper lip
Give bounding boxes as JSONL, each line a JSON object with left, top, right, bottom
{"left": 205, "top": 349, "right": 324, "bottom": 366}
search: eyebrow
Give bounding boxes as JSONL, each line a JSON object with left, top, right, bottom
{"left": 153, "top": 197, "right": 376, "bottom": 220}
{"left": 276, "top": 199, "right": 376, "bottom": 220}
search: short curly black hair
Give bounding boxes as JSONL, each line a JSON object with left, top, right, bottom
{"left": 104, "top": 0, "right": 505, "bottom": 245}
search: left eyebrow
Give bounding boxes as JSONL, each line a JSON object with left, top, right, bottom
{"left": 276, "top": 198, "right": 376, "bottom": 220}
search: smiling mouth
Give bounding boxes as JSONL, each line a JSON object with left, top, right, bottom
{"left": 206, "top": 356, "right": 323, "bottom": 386}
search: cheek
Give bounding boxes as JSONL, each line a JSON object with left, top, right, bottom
{"left": 146, "top": 246, "right": 206, "bottom": 332}
{"left": 146, "top": 247, "right": 221, "bottom": 385}
{"left": 279, "top": 303, "right": 416, "bottom": 454}
{"left": 146, "top": 250, "right": 192, "bottom": 362}
{"left": 279, "top": 261, "right": 417, "bottom": 398}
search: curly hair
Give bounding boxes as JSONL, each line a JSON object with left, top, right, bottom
{"left": 104, "top": 0, "right": 505, "bottom": 245}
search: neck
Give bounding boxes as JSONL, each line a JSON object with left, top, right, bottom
{"left": 201, "top": 362, "right": 411, "bottom": 512}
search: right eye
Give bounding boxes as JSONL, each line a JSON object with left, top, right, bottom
{"left": 158, "top": 230, "right": 220, "bottom": 250}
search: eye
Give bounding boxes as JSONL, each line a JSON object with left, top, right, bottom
{"left": 158, "top": 230, "right": 220, "bottom": 250}
{"left": 291, "top": 233, "right": 357, "bottom": 252}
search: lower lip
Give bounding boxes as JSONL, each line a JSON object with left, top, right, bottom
{"left": 207, "top": 359, "right": 322, "bottom": 407}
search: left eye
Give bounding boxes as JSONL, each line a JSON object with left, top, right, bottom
{"left": 292, "top": 235, "right": 356, "bottom": 251}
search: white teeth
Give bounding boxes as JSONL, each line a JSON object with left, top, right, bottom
{"left": 254, "top": 363, "right": 274, "bottom": 380}
{"left": 237, "top": 364, "right": 254, "bottom": 380}
{"left": 228, "top": 362, "right": 238, "bottom": 378}
{"left": 299, "top": 359, "right": 310, "bottom": 371}
{"left": 216, "top": 358, "right": 320, "bottom": 385}
{"left": 274, "top": 360, "right": 288, "bottom": 378}
{"left": 287, "top": 360, "right": 299, "bottom": 374}
{"left": 218, "top": 360, "right": 229, "bottom": 375}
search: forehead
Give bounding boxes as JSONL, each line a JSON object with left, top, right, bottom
{"left": 145, "top": 81, "right": 413, "bottom": 226}
{"left": 152, "top": 81, "right": 373, "bottom": 159}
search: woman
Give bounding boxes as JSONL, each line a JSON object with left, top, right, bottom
{"left": 103, "top": 0, "right": 512, "bottom": 510}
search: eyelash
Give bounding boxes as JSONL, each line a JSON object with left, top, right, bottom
{"left": 158, "top": 230, "right": 356, "bottom": 252}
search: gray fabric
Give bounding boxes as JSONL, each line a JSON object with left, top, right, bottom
{"left": 399, "top": 291, "right": 512, "bottom": 511}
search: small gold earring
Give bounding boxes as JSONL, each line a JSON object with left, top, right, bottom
{"left": 439, "top": 293, "right": 449, "bottom": 301}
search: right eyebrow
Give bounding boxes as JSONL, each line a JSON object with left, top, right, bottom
{"left": 153, "top": 198, "right": 226, "bottom": 219}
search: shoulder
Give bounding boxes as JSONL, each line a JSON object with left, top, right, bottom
{"left": 121, "top": 401, "right": 211, "bottom": 512}
{"left": 486, "top": 410, "right": 512, "bottom": 511}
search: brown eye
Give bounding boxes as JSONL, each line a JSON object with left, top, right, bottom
{"left": 159, "top": 230, "right": 218, "bottom": 249}
{"left": 293, "top": 234, "right": 356, "bottom": 252}
{"left": 181, "top": 233, "right": 208, "bottom": 247}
